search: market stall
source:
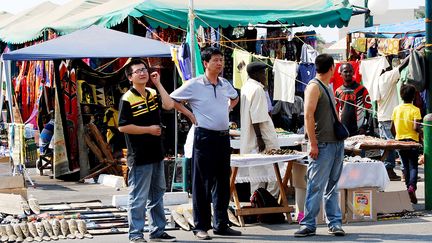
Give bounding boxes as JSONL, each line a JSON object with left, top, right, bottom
{"left": 1, "top": 25, "right": 174, "bottom": 179}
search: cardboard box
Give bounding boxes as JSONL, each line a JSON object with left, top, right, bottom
{"left": 346, "top": 187, "right": 378, "bottom": 222}
{"left": 295, "top": 188, "right": 346, "bottom": 224}
{"left": 0, "top": 175, "right": 26, "bottom": 189}
{"left": 0, "top": 188, "right": 28, "bottom": 199}
{"left": 0, "top": 156, "right": 10, "bottom": 163}
{"left": 291, "top": 162, "right": 307, "bottom": 189}
{"left": 376, "top": 190, "right": 413, "bottom": 214}
{"left": 317, "top": 189, "right": 346, "bottom": 224}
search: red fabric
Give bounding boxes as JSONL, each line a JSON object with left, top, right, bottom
{"left": 330, "top": 61, "right": 362, "bottom": 92}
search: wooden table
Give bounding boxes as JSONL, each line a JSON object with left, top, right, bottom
{"left": 344, "top": 137, "right": 421, "bottom": 162}
{"left": 229, "top": 153, "right": 306, "bottom": 226}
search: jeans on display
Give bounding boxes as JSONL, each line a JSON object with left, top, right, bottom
{"left": 128, "top": 161, "right": 167, "bottom": 240}
{"left": 378, "top": 121, "right": 398, "bottom": 169}
{"left": 300, "top": 141, "right": 344, "bottom": 230}
{"left": 192, "top": 127, "right": 231, "bottom": 232}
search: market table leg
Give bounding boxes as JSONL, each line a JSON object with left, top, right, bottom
{"left": 381, "top": 149, "right": 390, "bottom": 162}
{"left": 273, "top": 163, "right": 293, "bottom": 223}
{"left": 229, "top": 167, "right": 245, "bottom": 226}
{"left": 279, "top": 161, "right": 293, "bottom": 203}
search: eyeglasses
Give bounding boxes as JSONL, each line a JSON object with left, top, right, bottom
{"left": 131, "top": 68, "right": 148, "bottom": 75}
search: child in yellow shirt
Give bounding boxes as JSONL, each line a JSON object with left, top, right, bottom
{"left": 391, "top": 84, "right": 422, "bottom": 204}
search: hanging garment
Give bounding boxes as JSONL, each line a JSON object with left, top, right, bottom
{"left": 285, "top": 41, "right": 297, "bottom": 61}
{"left": 296, "top": 63, "right": 316, "bottom": 93}
{"left": 384, "top": 39, "right": 400, "bottom": 55}
{"left": 178, "top": 43, "right": 193, "bottom": 81}
{"left": 9, "top": 123, "right": 25, "bottom": 166}
{"left": 359, "top": 56, "right": 390, "bottom": 102}
{"left": 352, "top": 38, "right": 367, "bottom": 53}
{"left": 272, "top": 59, "right": 297, "bottom": 103}
{"left": 233, "top": 49, "right": 252, "bottom": 89}
{"left": 376, "top": 69, "right": 401, "bottom": 122}
{"left": 59, "top": 62, "right": 79, "bottom": 172}
{"left": 300, "top": 43, "right": 318, "bottom": 63}
{"left": 53, "top": 86, "right": 71, "bottom": 178}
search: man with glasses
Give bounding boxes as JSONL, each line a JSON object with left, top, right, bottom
{"left": 118, "top": 59, "right": 176, "bottom": 242}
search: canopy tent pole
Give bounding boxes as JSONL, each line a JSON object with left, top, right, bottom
{"left": 4, "top": 61, "right": 14, "bottom": 124}
{"left": 188, "top": 0, "right": 196, "bottom": 78}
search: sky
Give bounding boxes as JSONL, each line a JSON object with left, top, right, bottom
{"left": 0, "top": 0, "right": 426, "bottom": 42}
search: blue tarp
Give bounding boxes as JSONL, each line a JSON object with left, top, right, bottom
{"left": 350, "top": 18, "right": 425, "bottom": 36}
{"left": 2, "top": 25, "right": 173, "bottom": 61}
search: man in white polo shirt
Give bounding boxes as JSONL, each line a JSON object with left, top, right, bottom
{"left": 171, "top": 47, "right": 240, "bottom": 240}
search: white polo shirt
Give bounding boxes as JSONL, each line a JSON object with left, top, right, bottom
{"left": 170, "top": 75, "right": 238, "bottom": 131}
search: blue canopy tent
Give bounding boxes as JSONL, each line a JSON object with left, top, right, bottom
{"left": 0, "top": 25, "right": 173, "bottom": 122}
{"left": 350, "top": 18, "right": 426, "bottom": 38}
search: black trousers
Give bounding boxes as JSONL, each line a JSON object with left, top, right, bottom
{"left": 192, "top": 127, "right": 231, "bottom": 232}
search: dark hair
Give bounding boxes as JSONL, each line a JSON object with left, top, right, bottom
{"left": 400, "top": 84, "right": 416, "bottom": 103}
{"left": 315, "top": 54, "right": 334, "bottom": 74}
{"left": 124, "top": 59, "right": 148, "bottom": 77}
{"left": 201, "top": 47, "right": 223, "bottom": 62}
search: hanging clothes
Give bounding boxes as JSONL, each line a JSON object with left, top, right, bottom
{"left": 285, "top": 41, "right": 297, "bottom": 61}
{"left": 232, "top": 49, "right": 252, "bottom": 89}
{"left": 359, "top": 56, "right": 390, "bottom": 102}
{"left": 296, "top": 63, "right": 316, "bottom": 93}
{"left": 272, "top": 59, "right": 297, "bottom": 103}
{"left": 300, "top": 43, "right": 318, "bottom": 63}
{"left": 352, "top": 38, "right": 367, "bottom": 53}
{"left": 170, "top": 46, "right": 185, "bottom": 82}
{"left": 376, "top": 69, "right": 401, "bottom": 122}
{"left": 384, "top": 39, "right": 400, "bottom": 55}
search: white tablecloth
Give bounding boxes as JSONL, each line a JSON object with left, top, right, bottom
{"left": 230, "top": 134, "right": 304, "bottom": 150}
{"left": 231, "top": 153, "right": 307, "bottom": 183}
{"left": 338, "top": 161, "right": 389, "bottom": 191}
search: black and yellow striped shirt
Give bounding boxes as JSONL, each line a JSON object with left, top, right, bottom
{"left": 118, "top": 87, "right": 163, "bottom": 165}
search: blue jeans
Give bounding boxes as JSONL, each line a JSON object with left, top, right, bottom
{"left": 399, "top": 146, "right": 419, "bottom": 190}
{"left": 128, "top": 161, "right": 166, "bottom": 240}
{"left": 301, "top": 141, "right": 344, "bottom": 230}
{"left": 378, "top": 121, "right": 397, "bottom": 169}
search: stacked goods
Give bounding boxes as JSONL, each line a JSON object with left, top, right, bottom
{"left": 264, "top": 149, "right": 299, "bottom": 155}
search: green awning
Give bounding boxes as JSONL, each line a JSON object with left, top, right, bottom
{"left": 1, "top": 0, "right": 353, "bottom": 44}
{"left": 131, "top": 0, "right": 352, "bottom": 28}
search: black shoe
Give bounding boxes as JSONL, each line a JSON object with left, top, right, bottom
{"left": 294, "top": 227, "right": 316, "bottom": 237}
{"left": 149, "top": 232, "right": 176, "bottom": 242}
{"left": 387, "top": 168, "right": 401, "bottom": 181}
{"left": 213, "top": 227, "right": 242, "bottom": 236}
{"left": 328, "top": 225, "right": 345, "bottom": 236}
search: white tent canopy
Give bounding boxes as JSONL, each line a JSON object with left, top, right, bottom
{"left": 0, "top": 0, "right": 110, "bottom": 44}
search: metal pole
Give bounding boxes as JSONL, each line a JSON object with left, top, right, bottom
{"left": 128, "top": 16, "right": 134, "bottom": 34}
{"left": 364, "top": 0, "right": 373, "bottom": 27}
{"left": 188, "top": 0, "right": 196, "bottom": 78}
{"left": 424, "top": 0, "right": 432, "bottom": 210}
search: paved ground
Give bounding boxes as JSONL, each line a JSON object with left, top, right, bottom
{"left": 2, "top": 163, "right": 432, "bottom": 242}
